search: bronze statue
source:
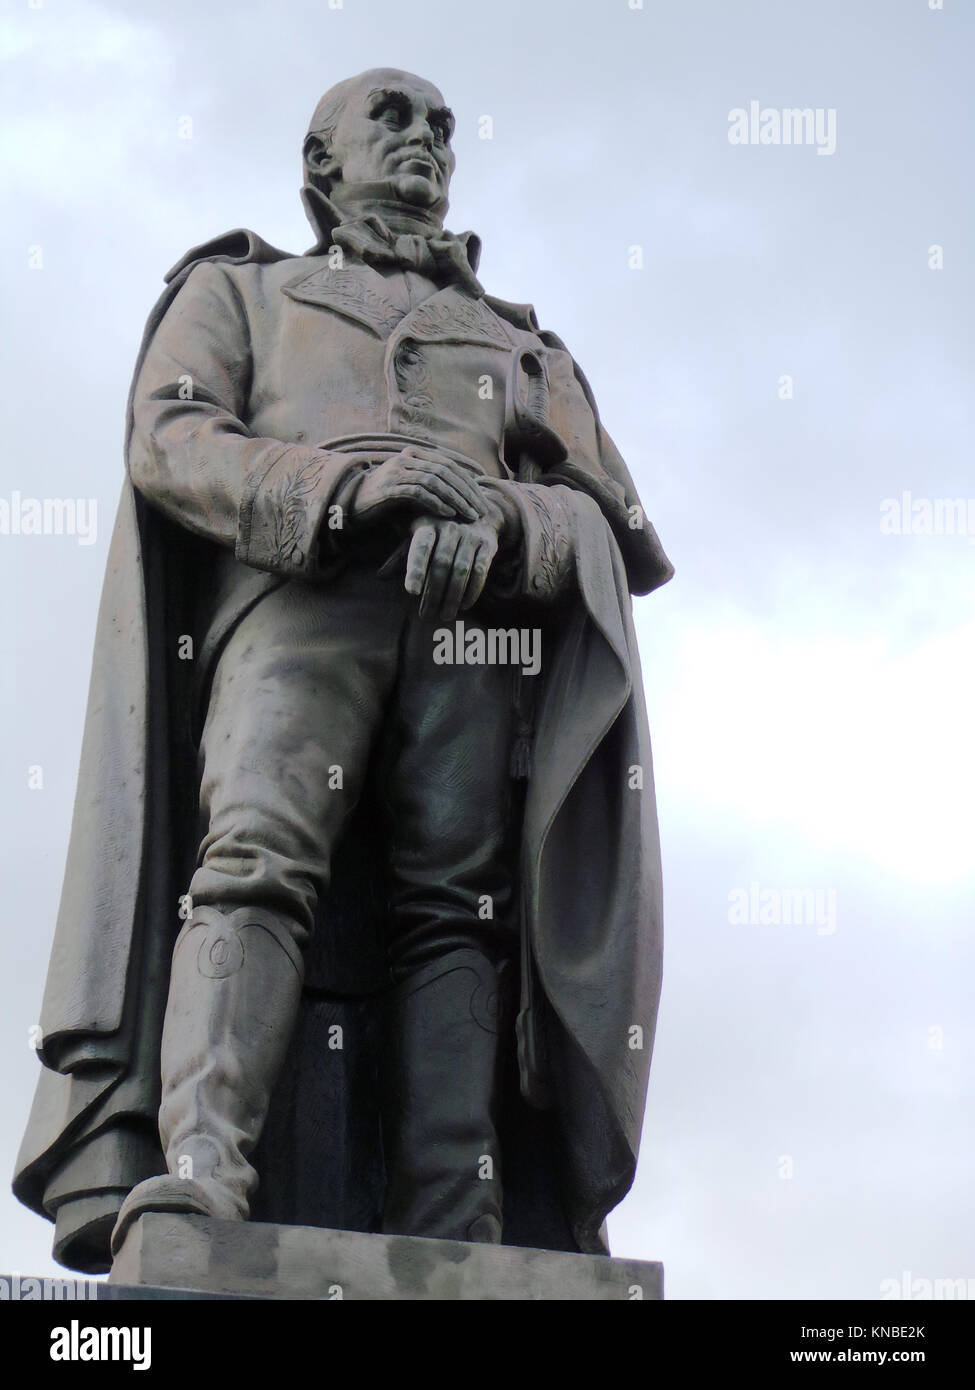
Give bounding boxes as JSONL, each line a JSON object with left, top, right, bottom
{"left": 14, "top": 68, "right": 672, "bottom": 1272}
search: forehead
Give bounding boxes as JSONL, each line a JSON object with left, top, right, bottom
{"left": 351, "top": 71, "right": 446, "bottom": 111}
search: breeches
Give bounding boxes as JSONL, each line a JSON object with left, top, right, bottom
{"left": 188, "top": 564, "right": 526, "bottom": 980}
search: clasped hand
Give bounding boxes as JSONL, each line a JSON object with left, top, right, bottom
{"left": 350, "top": 445, "right": 517, "bottom": 620}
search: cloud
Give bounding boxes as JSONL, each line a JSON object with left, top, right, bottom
{"left": 648, "top": 603, "right": 975, "bottom": 884}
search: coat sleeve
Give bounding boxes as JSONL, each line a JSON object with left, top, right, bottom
{"left": 477, "top": 332, "right": 674, "bottom": 604}
{"left": 478, "top": 476, "right": 579, "bottom": 605}
{"left": 537, "top": 332, "right": 673, "bottom": 597}
{"left": 128, "top": 259, "right": 370, "bottom": 578}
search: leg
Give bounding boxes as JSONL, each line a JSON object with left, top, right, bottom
{"left": 112, "top": 571, "right": 404, "bottom": 1254}
{"left": 376, "top": 606, "right": 527, "bottom": 1243}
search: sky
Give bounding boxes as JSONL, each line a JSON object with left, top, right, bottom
{"left": 1, "top": 0, "right": 972, "bottom": 1300}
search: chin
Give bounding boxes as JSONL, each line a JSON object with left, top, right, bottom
{"left": 392, "top": 172, "right": 441, "bottom": 207}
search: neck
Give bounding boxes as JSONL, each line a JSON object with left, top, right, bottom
{"left": 328, "top": 179, "right": 447, "bottom": 236}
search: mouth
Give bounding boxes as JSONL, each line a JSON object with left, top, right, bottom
{"left": 394, "top": 153, "right": 440, "bottom": 178}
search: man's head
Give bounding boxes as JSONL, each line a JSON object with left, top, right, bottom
{"left": 303, "top": 68, "right": 455, "bottom": 216}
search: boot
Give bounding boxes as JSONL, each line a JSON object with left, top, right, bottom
{"left": 380, "top": 948, "right": 512, "bottom": 1244}
{"left": 110, "top": 906, "right": 304, "bottom": 1257}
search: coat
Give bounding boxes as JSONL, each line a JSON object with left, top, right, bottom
{"left": 12, "top": 195, "right": 673, "bottom": 1272}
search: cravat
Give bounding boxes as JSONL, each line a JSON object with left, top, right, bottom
{"left": 330, "top": 214, "right": 484, "bottom": 297}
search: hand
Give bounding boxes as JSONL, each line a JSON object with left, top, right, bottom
{"left": 403, "top": 506, "right": 505, "bottom": 621}
{"left": 348, "top": 445, "right": 488, "bottom": 528}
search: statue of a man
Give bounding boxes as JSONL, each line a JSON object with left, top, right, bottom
{"left": 14, "top": 68, "right": 672, "bottom": 1271}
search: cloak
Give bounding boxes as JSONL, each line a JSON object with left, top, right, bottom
{"left": 12, "top": 227, "right": 672, "bottom": 1272}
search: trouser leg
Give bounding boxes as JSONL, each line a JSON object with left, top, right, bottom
{"left": 380, "top": 949, "right": 513, "bottom": 1243}
{"left": 113, "top": 573, "right": 404, "bottom": 1254}
{"left": 376, "top": 606, "right": 526, "bottom": 1242}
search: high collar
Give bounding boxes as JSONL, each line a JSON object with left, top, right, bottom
{"left": 300, "top": 182, "right": 482, "bottom": 275}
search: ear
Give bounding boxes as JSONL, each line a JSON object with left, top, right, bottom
{"left": 303, "top": 132, "right": 340, "bottom": 185}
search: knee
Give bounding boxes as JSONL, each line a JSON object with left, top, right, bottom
{"left": 189, "top": 826, "right": 321, "bottom": 943}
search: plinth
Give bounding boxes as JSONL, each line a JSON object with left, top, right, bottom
{"left": 109, "top": 1214, "right": 663, "bottom": 1300}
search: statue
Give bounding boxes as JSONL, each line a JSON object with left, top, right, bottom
{"left": 13, "top": 68, "right": 673, "bottom": 1274}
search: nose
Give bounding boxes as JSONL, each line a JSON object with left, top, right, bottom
{"left": 404, "top": 116, "right": 435, "bottom": 149}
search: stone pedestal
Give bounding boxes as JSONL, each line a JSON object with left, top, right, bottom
{"left": 109, "top": 1214, "right": 663, "bottom": 1301}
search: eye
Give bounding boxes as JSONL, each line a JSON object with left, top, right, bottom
{"left": 375, "top": 100, "right": 407, "bottom": 129}
{"left": 431, "top": 120, "right": 450, "bottom": 146}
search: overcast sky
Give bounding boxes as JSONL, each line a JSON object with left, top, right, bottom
{"left": 2, "top": 0, "right": 972, "bottom": 1299}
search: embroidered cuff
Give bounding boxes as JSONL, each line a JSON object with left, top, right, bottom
{"left": 236, "top": 448, "right": 371, "bottom": 577}
{"left": 480, "top": 478, "right": 576, "bottom": 602}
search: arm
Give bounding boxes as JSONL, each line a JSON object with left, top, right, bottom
{"left": 130, "top": 260, "right": 488, "bottom": 577}
{"left": 535, "top": 334, "right": 673, "bottom": 597}
{"left": 409, "top": 337, "right": 673, "bottom": 611}
{"left": 129, "top": 259, "right": 370, "bottom": 577}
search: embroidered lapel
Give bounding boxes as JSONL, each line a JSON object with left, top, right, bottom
{"left": 397, "top": 285, "right": 516, "bottom": 350}
{"left": 282, "top": 263, "right": 407, "bottom": 338}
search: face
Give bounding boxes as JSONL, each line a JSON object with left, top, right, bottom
{"left": 323, "top": 71, "right": 455, "bottom": 208}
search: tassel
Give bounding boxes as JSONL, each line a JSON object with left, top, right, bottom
{"left": 509, "top": 720, "right": 533, "bottom": 780}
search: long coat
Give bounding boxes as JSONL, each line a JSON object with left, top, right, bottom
{"left": 13, "top": 202, "right": 673, "bottom": 1272}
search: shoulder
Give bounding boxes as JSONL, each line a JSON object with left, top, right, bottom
{"left": 164, "top": 228, "right": 294, "bottom": 284}
{"left": 482, "top": 293, "right": 542, "bottom": 334}
{"left": 161, "top": 231, "right": 314, "bottom": 323}
{"left": 482, "top": 294, "right": 578, "bottom": 365}
{"left": 481, "top": 295, "right": 574, "bottom": 355}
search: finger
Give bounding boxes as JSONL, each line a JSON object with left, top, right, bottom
{"left": 404, "top": 457, "right": 488, "bottom": 517}
{"left": 397, "top": 475, "right": 481, "bottom": 520}
{"left": 438, "top": 533, "right": 481, "bottom": 621}
{"left": 405, "top": 525, "right": 438, "bottom": 596}
{"left": 460, "top": 539, "right": 496, "bottom": 611}
{"left": 401, "top": 464, "right": 485, "bottom": 519}
{"left": 413, "top": 447, "right": 483, "bottom": 482}
{"left": 419, "top": 526, "right": 462, "bottom": 620}
{"left": 405, "top": 445, "right": 476, "bottom": 472}
{"left": 385, "top": 482, "right": 456, "bottom": 519}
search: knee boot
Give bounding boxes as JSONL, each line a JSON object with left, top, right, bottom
{"left": 110, "top": 906, "right": 304, "bottom": 1257}
{"left": 380, "top": 948, "right": 512, "bottom": 1244}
